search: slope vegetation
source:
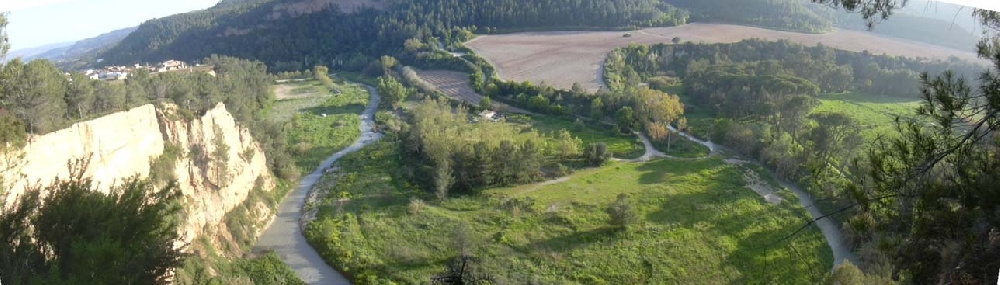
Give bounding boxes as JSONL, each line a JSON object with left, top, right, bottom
{"left": 99, "top": 0, "right": 687, "bottom": 68}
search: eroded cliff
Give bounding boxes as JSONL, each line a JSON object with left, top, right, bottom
{"left": 1, "top": 103, "right": 277, "bottom": 246}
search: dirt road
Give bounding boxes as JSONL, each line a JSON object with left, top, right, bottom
{"left": 254, "top": 85, "right": 382, "bottom": 284}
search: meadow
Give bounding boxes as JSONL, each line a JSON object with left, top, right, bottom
{"left": 514, "top": 114, "right": 645, "bottom": 159}
{"left": 305, "top": 136, "right": 832, "bottom": 284}
{"left": 267, "top": 79, "right": 370, "bottom": 171}
{"left": 813, "top": 93, "right": 923, "bottom": 141}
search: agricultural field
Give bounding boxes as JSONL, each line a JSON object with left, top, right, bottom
{"left": 813, "top": 93, "right": 923, "bottom": 141}
{"left": 268, "top": 79, "right": 370, "bottom": 170}
{"left": 466, "top": 23, "right": 982, "bottom": 92}
{"left": 412, "top": 69, "right": 484, "bottom": 104}
{"left": 411, "top": 68, "right": 529, "bottom": 113}
{"left": 305, "top": 138, "right": 832, "bottom": 284}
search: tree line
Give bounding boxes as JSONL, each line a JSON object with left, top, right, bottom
{"left": 401, "top": 98, "right": 584, "bottom": 199}
{"left": 667, "top": 0, "right": 832, "bottom": 33}
{"left": 485, "top": 79, "right": 685, "bottom": 135}
{"left": 609, "top": 39, "right": 981, "bottom": 97}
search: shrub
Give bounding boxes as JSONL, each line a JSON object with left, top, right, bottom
{"left": 606, "top": 194, "right": 639, "bottom": 229}
{"left": 584, "top": 143, "right": 612, "bottom": 166}
{"left": 408, "top": 198, "right": 426, "bottom": 215}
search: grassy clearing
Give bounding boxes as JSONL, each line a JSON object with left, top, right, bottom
{"left": 514, "top": 114, "right": 645, "bottom": 159}
{"left": 813, "top": 93, "right": 922, "bottom": 141}
{"left": 268, "top": 80, "right": 370, "bottom": 171}
{"left": 306, "top": 137, "right": 831, "bottom": 284}
{"left": 651, "top": 133, "right": 711, "bottom": 158}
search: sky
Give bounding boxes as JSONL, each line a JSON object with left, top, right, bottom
{"left": 2, "top": 0, "right": 219, "bottom": 50}
{"left": 938, "top": 0, "right": 1000, "bottom": 12}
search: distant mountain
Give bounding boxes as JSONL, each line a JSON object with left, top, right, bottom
{"left": 902, "top": 0, "right": 982, "bottom": 33}
{"left": 666, "top": 0, "right": 834, "bottom": 33}
{"left": 6, "top": 42, "right": 74, "bottom": 61}
{"left": 30, "top": 27, "right": 138, "bottom": 69}
{"left": 808, "top": 0, "right": 982, "bottom": 52}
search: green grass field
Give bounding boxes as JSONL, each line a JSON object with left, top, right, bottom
{"left": 516, "top": 115, "right": 645, "bottom": 159}
{"left": 651, "top": 133, "right": 712, "bottom": 158}
{"left": 305, "top": 137, "right": 832, "bottom": 284}
{"left": 813, "top": 93, "right": 922, "bottom": 141}
{"left": 268, "top": 80, "right": 369, "bottom": 171}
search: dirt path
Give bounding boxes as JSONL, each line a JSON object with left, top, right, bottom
{"left": 254, "top": 84, "right": 382, "bottom": 284}
{"left": 514, "top": 177, "right": 571, "bottom": 196}
{"left": 616, "top": 132, "right": 668, "bottom": 162}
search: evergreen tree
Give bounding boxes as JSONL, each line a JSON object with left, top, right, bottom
{"left": 0, "top": 174, "right": 184, "bottom": 284}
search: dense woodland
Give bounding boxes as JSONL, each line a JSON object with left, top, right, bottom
{"left": 402, "top": 99, "right": 584, "bottom": 198}
{"left": 668, "top": 0, "right": 832, "bottom": 33}
{"left": 99, "top": 0, "right": 688, "bottom": 71}
{"left": 607, "top": 40, "right": 981, "bottom": 116}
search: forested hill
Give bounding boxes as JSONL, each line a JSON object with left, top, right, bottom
{"left": 98, "top": 0, "right": 688, "bottom": 68}
{"left": 666, "top": 0, "right": 833, "bottom": 33}
{"left": 33, "top": 27, "right": 137, "bottom": 69}
{"left": 98, "top": 0, "right": 980, "bottom": 71}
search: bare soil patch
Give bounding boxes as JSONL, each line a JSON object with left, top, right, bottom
{"left": 412, "top": 68, "right": 530, "bottom": 114}
{"left": 412, "top": 69, "right": 483, "bottom": 104}
{"left": 466, "top": 23, "right": 983, "bottom": 92}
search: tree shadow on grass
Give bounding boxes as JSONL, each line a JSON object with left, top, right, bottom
{"left": 525, "top": 227, "right": 619, "bottom": 252}
{"left": 302, "top": 104, "right": 367, "bottom": 116}
{"left": 722, "top": 226, "right": 829, "bottom": 284}
{"left": 634, "top": 158, "right": 719, "bottom": 185}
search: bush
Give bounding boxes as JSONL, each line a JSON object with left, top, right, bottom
{"left": 408, "top": 198, "right": 426, "bottom": 215}
{"left": 606, "top": 193, "right": 639, "bottom": 229}
{"left": 0, "top": 175, "right": 184, "bottom": 284}
{"left": 584, "top": 143, "right": 612, "bottom": 166}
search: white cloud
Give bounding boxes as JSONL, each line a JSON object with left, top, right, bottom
{"left": 0, "top": 0, "right": 75, "bottom": 12}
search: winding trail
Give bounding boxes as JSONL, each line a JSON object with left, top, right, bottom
{"left": 254, "top": 85, "right": 382, "bottom": 284}
{"left": 630, "top": 128, "right": 858, "bottom": 269}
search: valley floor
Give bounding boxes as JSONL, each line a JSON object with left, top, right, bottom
{"left": 254, "top": 81, "right": 381, "bottom": 284}
{"left": 303, "top": 123, "right": 834, "bottom": 284}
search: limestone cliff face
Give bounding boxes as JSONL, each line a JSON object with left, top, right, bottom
{"left": 1, "top": 103, "right": 276, "bottom": 245}
{"left": 157, "top": 104, "right": 276, "bottom": 244}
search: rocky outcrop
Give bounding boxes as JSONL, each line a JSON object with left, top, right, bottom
{"left": 1, "top": 105, "right": 164, "bottom": 202}
{"left": 1, "top": 103, "right": 276, "bottom": 245}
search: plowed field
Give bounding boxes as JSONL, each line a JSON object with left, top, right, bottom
{"left": 466, "top": 23, "right": 982, "bottom": 92}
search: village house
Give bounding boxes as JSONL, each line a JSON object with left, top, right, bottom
{"left": 78, "top": 60, "right": 206, "bottom": 81}
{"left": 157, "top": 60, "right": 187, "bottom": 72}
